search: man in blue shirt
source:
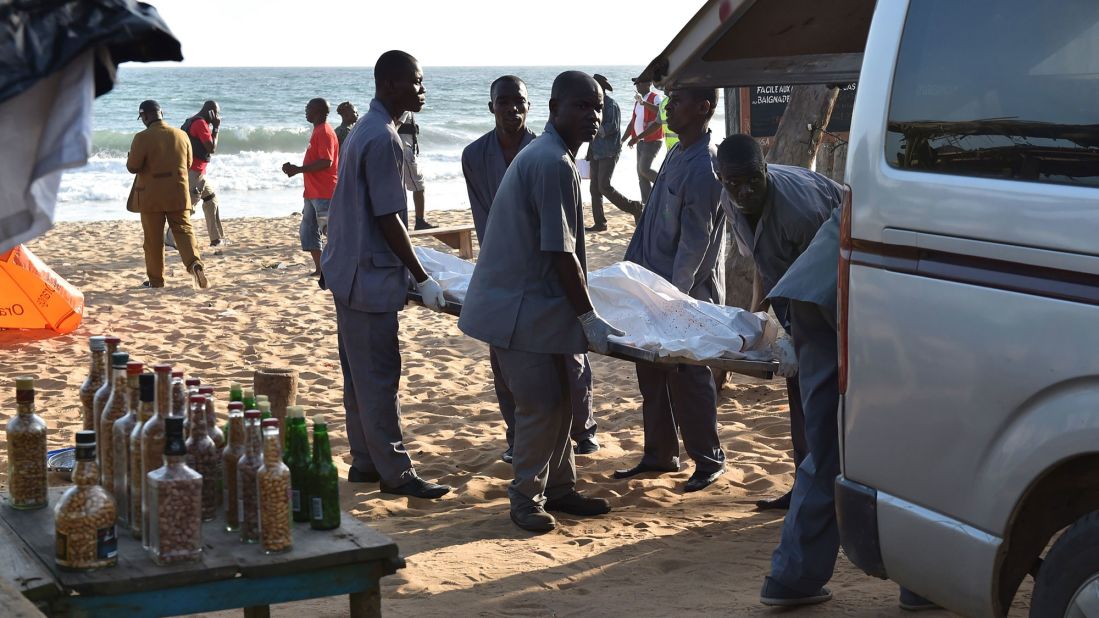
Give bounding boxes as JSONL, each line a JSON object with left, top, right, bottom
{"left": 321, "top": 50, "right": 452, "bottom": 500}
{"left": 586, "top": 74, "right": 642, "bottom": 232}
{"left": 462, "top": 75, "right": 599, "bottom": 462}
{"left": 460, "top": 71, "right": 622, "bottom": 532}
{"left": 619, "top": 87, "right": 728, "bottom": 493}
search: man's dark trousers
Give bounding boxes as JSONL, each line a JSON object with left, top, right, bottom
{"left": 634, "top": 362, "right": 726, "bottom": 473}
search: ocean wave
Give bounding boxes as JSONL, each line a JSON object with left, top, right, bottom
{"left": 92, "top": 127, "right": 311, "bottom": 156}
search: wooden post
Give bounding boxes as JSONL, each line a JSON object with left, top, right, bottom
{"left": 767, "top": 85, "right": 841, "bottom": 168}
{"left": 350, "top": 588, "right": 381, "bottom": 618}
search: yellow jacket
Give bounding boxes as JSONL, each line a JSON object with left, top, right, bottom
{"left": 126, "top": 120, "right": 192, "bottom": 213}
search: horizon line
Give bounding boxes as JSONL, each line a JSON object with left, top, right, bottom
{"left": 128, "top": 63, "right": 646, "bottom": 69}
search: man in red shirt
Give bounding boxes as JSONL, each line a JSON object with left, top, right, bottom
{"left": 283, "top": 98, "right": 339, "bottom": 276}
{"left": 166, "top": 100, "right": 226, "bottom": 252}
{"left": 622, "top": 79, "right": 665, "bottom": 204}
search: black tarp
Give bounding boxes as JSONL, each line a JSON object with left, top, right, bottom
{"left": 0, "top": 0, "right": 182, "bottom": 104}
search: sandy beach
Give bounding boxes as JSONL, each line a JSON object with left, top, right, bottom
{"left": 0, "top": 206, "right": 1031, "bottom": 616}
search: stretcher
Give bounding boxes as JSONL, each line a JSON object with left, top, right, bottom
{"left": 407, "top": 292, "right": 778, "bottom": 380}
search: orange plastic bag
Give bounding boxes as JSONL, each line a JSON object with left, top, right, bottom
{"left": 0, "top": 245, "right": 84, "bottom": 333}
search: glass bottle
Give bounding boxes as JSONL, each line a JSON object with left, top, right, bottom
{"left": 283, "top": 405, "right": 311, "bottom": 522}
{"left": 258, "top": 419, "right": 292, "bottom": 554}
{"left": 147, "top": 417, "right": 203, "bottom": 565}
{"left": 198, "top": 385, "right": 225, "bottom": 450}
{"left": 79, "top": 336, "right": 107, "bottom": 431}
{"left": 242, "top": 388, "right": 257, "bottom": 413}
{"left": 229, "top": 382, "right": 243, "bottom": 404}
{"left": 129, "top": 373, "right": 155, "bottom": 538}
{"left": 98, "top": 351, "right": 129, "bottom": 491}
{"left": 6, "top": 377, "right": 48, "bottom": 509}
{"left": 237, "top": 410, "right": 263, "bottom": 543}
{"left": 185, "top": 393, "right": 219, "bottom": 521}
{"left": 308, "top": 414, "right": 340, "bottom": 530}
{"left": 111, "top": 361, "right": 143, "bottom": 527}
{"left": 257, "top": 400, "right": 272, "bottom": 420}
{"left": 222, "top": 403, "right": 245, "bottom": 532}
{"left": 170, "top": 370, "right": 187, "bottom": 423}
{"left": 183, "top": 378, "right": 201, "bottom": 437}
{"left": 55, "top": 431, "right": 118, "bottom": 570}
{"left": 91, "top": 336, "right": 121, "bottom": 450}
{"left": 141, "top": 363, "right": 172, "bottom": 549}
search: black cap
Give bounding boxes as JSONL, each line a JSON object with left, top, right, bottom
{"left": 164, "top": 417, "right": 186, "bottom": 456}
{"left": 593, "top": 74, "right": 613, "bottom": 92}
{"left": 75, "top": 430, "right": 96, "bottom": 460}
{"left": 111, "top": 352, "right": 130, "bottom": 367}
{"left": 139, "top": 373, "right": 155, "bottom": 401}
{"left": 139, "top": 99, "right": 161, "bottom": 114}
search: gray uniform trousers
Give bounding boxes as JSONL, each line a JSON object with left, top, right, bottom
{"left": 490, "top": 349, "right": 595, "bottom": 446}
{"left": 635, "top": 141, "right": 662, "bottom": 203}
{"left": 491, "top": 346, "right": 578, "bottom": 509}
{"left": 334, "top": 300, "right": 416, "bottom": 486}
{"left": 589, "top": 156, "right": 636, "bottom": 227}
{"left": 634, "top": 362, "right": 726, "bottom": 474}
{"left": 770, "top": 299, "right": 840, "bottom": 594}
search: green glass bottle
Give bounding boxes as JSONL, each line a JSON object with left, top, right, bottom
{"left": 307, "top": 414, "right": 340, "bottom": 530}
{"left": 257, "top": 401, "right": 272, "bottom": 420}
{"left": 228, "top": 382, "right": 243, "bottom": 404}
{"left": 242, "top": 388, "right": 256, "bottom": 412}
{"left": 283, "top": 406, "right": 311, "bottom": 522}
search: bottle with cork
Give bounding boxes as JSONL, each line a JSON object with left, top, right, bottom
{"left": 141, "top": 364, "right": 172, "bottom": 549}
{"left": 110, "top": 360, "right": 143, "bottom": 526}
{"left": 222, "top": 402, "right": 246, "bottom": 532}
{"left": 258, "top": 418, "right": 292, "bottom": 554}
{"left": 308, "top": 414, "right": 340, "bottom": 530}
{"left": 6, "top": 377, "right": 48, "bottom": 509}
{"left": 185, "top": 393, "right": 219, "bottom": 521}
{"left": 98, "top": 351, "right": 129, "bottom": 492}
{"left": 146, "top": 417, "right": 203, "bottom": 565}
{"left": 79, "top": 336, "right": 107, "bottom": 431}
{"left": 129, "top": 373, "right": 155, "bottom": 539}
{"left": 237, "top": 409, "right": 263, "bottom": 543}
{"left": 91, "top": 336, "right": 121, "bottom": 448}
{"left": 283, "top": 406, "right": 311, "bottom": 522}
{"left": 55, "top": 430, "right": 118, "bottom": 570}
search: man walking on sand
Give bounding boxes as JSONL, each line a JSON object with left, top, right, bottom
{"left": 398, "top": 111, "right": 435, "bottom": 230}
{"left": 127, "top": 99, "right": 208, "bottom": 289}
{"left": 462, "top": 74, "right": 600, "bottom": 463}
{"left": 617, "top": 87, "right": 727, "bottom": 493}
{"left": 622, "top": 79, "right": 664, "bottom": 204}
{"left": 165, "top": 101, "right": 226, "bottom": 253}
{"left": 321, "top": 50, "right": 452, "bottom": 500}
{"left": 460, "top": 71, "right": 621, "bottom": 532}
{"left": 585, "top": 74, "right": 642, "bottom": 232}
{"left": 283, "top": 98, "right": 338, "bottom": 277}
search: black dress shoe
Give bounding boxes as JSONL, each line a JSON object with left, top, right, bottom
{"left": 684, "top": 467, "right": 725, "bottom": 492}
{"left": 573, "top": 436, "right": 599, "bottom": 455}
{"left": 585, "top": 224, "right": 607, "bottom": 233}
{"left": 414, "top": 218, "right": 436, "bottom": 230}
{"left": 510, "top": 504, "right": 556, "bottom": 532}
{"left": 347, "top": 467, "right": 380, "bottom": 483}
{"left": 612, "top": 461, "right": 679, "bottom": 479}
{"left": 544, "top": 491, "right": 611, "bottom": 516}
{"left": 759, "top": 576, "right": 832, "bottom": 607}
{"left": 501, "top": 446, "right": 514, "bottom": 464}
{"left": 755, "top": 490, "right": 792, "bottom": 510}
{"left": 899, "top": 587, "right": 939, "bottom": 611}
{"left": 380, "top": 475, "right": 452, "bottom": 499}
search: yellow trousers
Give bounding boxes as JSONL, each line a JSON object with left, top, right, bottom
{"left": 140, "top": 210, "right": 202, "bottom": 287}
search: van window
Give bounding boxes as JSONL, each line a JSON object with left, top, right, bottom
{"left": 886, "top": 1, "right": 1099, "bottom": 188}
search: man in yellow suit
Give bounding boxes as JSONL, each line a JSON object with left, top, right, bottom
{"left": 126, "top": 100, "right": 207, "bottom": 289}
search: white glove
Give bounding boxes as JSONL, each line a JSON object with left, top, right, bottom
{"left": 578, "top": 310, "right": 624, "bottom": 355}
{"left": 415, "top": 276, "right": 446, "bottom": 312}
{"left": 770, "top": 335, "right": 799, "bottom": 378}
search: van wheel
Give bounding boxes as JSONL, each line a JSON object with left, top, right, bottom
{"left": 1031, "top": 511, "right": 1099, "bottom": 617}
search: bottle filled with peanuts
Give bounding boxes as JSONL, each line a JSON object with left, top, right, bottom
{"left": 237, "top": 409, "right": 263, "bottom": 543}
{"left": 258, "top": 418, "right": 292, "bottom": 554}
{"left": 222, "top": 403, "right": 245, "bottom": 532}
{"left": 55, "top": 431, "right": 118, "bottom": 570}
{"left": 141, "top": 364, "right": 172, "bottom": 549}
{"left": 111, "top": 361, "right": 142, "bottom": 527}
{"left": 79, "top": 336, "right": 107, "bottom": 431}
{"left": 185, "top": 393, "right": 219, "bottom": 521}
{"left": 98, "top": 352, "right": 129, "bottom": 492}
{"left": 147, "top": 416, "right": 203, "bottom": 565}
{"left": 129, "top": 373, "right": 155, "bottom": 539}
{"left": 91, "top": 336, "right": 121, "bottom": 441}
{"left": 198, "top": 386, "right": 225, "bottom": 450}
{"left": 6, "top": 377, "right": 48, "bottom": 509}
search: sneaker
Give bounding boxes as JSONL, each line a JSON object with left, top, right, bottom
{"left": 501, "top": 446, "right": 514, "bottom": 464}
{"left": 189, "top": 263, "right": 209, "bottom": 289}
{"left": 899, "top": 588, "right": 939, "bottom": 611}
{"left": 510, "top": 504, "right": 556, "bottom": 532}
{"left": 139, "top": 280, "right": 163, "bottom": 289}
{"left": 760, "top": 576, "right": 832, "bottom": 607}
{"left": 573, "top": 436, "right": 599, "bottom": 455}
{"left": 414, "top": 218, "right": 436, "bottom": 230}
{"left": 544, "top": 491, "right": 611, "bottom": 516}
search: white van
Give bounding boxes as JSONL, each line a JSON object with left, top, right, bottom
{"left": 643, "top": 0, "right": 1099, "bottom": 615}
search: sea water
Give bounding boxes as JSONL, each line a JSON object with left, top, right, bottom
{"left": 58, "top": 66, "right": 726, "bottom": 222}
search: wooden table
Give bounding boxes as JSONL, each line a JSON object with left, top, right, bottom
{"left": 0, "top": 490, "right": 403, "bottom": 617}
{"left": 408, "top": 225, "right": 475, "bottom": 259}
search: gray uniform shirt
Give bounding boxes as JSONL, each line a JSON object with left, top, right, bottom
{"left": 769, "top": 208, "right": 842, "bottom": 322}
{"left": 320, "top": 98, "right": 409, "bottom": 313}
{"left": 458, "top": 123, "right": 588, "bottom": 355}
{"left": 725, "top": 164, "right": 843, "bottom": 324}
{"left": 461, "top": 127, "right": 537, "bottom": 243}
{"left": 624, "top": 131, "right": 726, "bottom": 304}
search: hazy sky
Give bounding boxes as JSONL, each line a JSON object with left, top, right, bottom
{"left": 150, "top": 0, "right": 705, "bottom": 67}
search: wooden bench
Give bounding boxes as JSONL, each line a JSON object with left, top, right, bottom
{"left": 408, "top": 225, "right": 475, "bottom": 259}
{"left": 0, "top": 489, "right": 403, "bottom": 617}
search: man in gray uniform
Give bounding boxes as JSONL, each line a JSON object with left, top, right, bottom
{"left": 585, "top": 74, "right": 642, "bottom": 231}
{"left": 462, "top": 75, "right": 599, "bottom": 462}
{"left": 459, "top": 71, "right": 621, "bottom": 533}
{"left": 321, "top": 49, "right": 452, "bottom": 500}
{"left": 617, "top": 87, "right": 728, "bottom": 493}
